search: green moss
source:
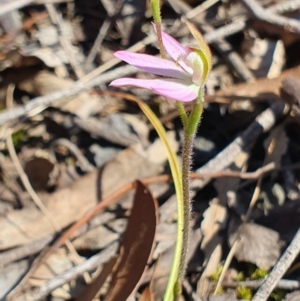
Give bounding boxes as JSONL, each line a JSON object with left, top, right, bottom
{"left": 270, "top": 289, "right": 285, "bottom": 301}
{"left": 210, "top": 265, "right": 223, "bottom": 281}
{"left": 214, "top": 286, "right": 224, "bottom": 295}
{"left": 251, "top": 268, "right": 268, "bottom": 280}
{"left": 11, "top": 129, "right": 26, "bottom": 148}
{"left": 236, "top": 286, "right": 252, "bottom": 300}
{"left": 236, "top": 272, "right": 245, "bottom": 282}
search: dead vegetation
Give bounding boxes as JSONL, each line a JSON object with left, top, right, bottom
{"left": 1, "top": 0, "right": 300, "bottom": 300}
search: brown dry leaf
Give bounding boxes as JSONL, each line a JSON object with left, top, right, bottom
{"left": 228, "top": 219, "right": 282, "bottom": 270}
{"left": 0, "top": 133, "right": 177, "bottom": 249}
{"left": 241, "top": 31, "right": 285, "bottom": 79}
{"left": 138, "top": 286, "right": 155, "bottom": 301}
{"left": 29, "top": 248, "right": 76, "bottom": 299}
{"left": 75, "top": 257, "right": 118, "bottom": 301}
{"left": 197, "top": 199, "right": 227, "bottom": 296}
{"left": 201, "top": 200, "right": 227, "bottom": 262}
{"left": 257, "top": 199, "right": 300, "bottom": 242}
{"left": 208, "top": 292, "right": 238, "bottom": 301}
{"left": 72, "top": 225, "right": 119, "bottom": 251}
{"left": 149, "top": 246, "right": 174, "bottom": 301}
{"left": 263, "top": 125, "right": 288, "bottom": 168}
{"left": 17, "top": 70, "right": 102, "bottom": 119}
{"left": 283, "top": 291, "right": 300, "bottom": 301}
{"left": 24, "top": 156, "right": 54, "bottom": 191}
{"left": 214, "top": 65, "right": 300, "bottom": 103}
{"left": 197, "top": 244, "right": 222, "bottom": 297}
{"left": 0, "top": 259, "right": 29, "bottom": 299}
{"left": 104, "top": 180, "right": 158, "bottom": 301}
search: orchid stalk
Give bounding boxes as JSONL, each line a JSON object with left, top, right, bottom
{"left": 110, "top": 17, "right": 212, "bottom": 301}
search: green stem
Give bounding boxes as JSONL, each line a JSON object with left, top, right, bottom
{"left": 186, "top": 89, "right": 204, "bottom": 137}
{"left": 176, "top": 90, "right": 204, "bottom": 292}
{"left": 176, "top": 102, "right": 188, "bottom": 127}
{"left": 178, "top": 130, "right": 193, "bottom": 280}
{"left": 154, "top": 23, "right": 166, "bottom": 59}
{"left": 150, "top": 0, "right": 166, "bottom": 59}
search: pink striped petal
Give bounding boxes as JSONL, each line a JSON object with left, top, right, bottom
{"left": 114, "top": 51, "right": 189, "bottom": 80}
{"left": 110, "top": 78, "right": 198, "bottom": 102}
{"left": 154, "top": 26, "right": 193, "bottom": 74}
{"left": 159, "top": 29, "right": 189, "bottom": 61}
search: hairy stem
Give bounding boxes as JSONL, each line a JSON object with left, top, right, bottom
{"left": 150, "top": 0, "right": 166, "bottom": 59}
{"left": 178, "top": 131, "right": 193, "bottom": 280}
{"left": 176, "top": 102, "right": 188, "bottom": 127}
{"left": 178, "top": 92, "right": 204, "bottom": 282}
{"left": 154, "top": 23, "right": 166, "bottom": 59}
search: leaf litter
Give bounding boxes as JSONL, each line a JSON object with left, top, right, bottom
{"left": 1, "top": 0, "right": 300, "bottom": 300}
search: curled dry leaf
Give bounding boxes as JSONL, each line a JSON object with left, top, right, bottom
{"left": 74, "top": 257, "right": 118, "bottom": 301}
{"left": 104, "top": 180, "right": 158, "bottom": 301}
{"left": 214, "top": 65, "right": 300, "bottom": 103}
{"left": 228, "top": 219, "right": 282, "bottom": 270}
{"left": 138, "top": 286, "right": 155, "bottom": 301}
{"left": 74, "top": 181, "right": 157, "bottom": 301}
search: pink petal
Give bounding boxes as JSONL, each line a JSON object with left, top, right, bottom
{"left": 114, "top": 51, "right": 189, "bottom": 80}
{"left": 153, "top": 24, "right": 189, "bottom": 61}
{"left": 152, "top": 24, "right": 193, "bottom": 74}
{"left": 110, "top": 78, "right": 198, "bottom": 102}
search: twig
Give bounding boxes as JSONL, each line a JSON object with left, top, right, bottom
{"left": 204, "top": 19, "right": 246, "bottom": 44}
{"left": 11, "top": 242, "right": 118, "bottom": 301}
{"left": 0, "top": 212, "right": 114, "bottom": 266}
{"left": 84, "top": 0, "right": 123, "bottom": 70}
{"left": 0, "top": 0, "right": 34, "bottom": 16}
{"left": 252, "top": 228, "right": 300, "bottom": 301}
{"left": 0, "top": 38, "right": 152, "bottom": 126}
{"left": 223, "top": 278, "right": 300, "bottom": 290}
{"left": 45, "top": 3, "right": 85, "bottom": 78}
{"left": 214, "top": 240, "right": 240, "bottom": 294}
{"left": 192, "top": 101, "right": 287, "bottom": 189}
{"left": 268, "top": 0, "right": 300, "bottom": 15}
{"left": 51, "top": 138, "right": 95, "bottom": 172}
{"left": 201, "top": 24, "right": 255, "bottom": 82}
{"left": 241, "top": 0, "right": 300, "bottom": 35}
{"left": 186, "top": 0, "right": 220, "bottom": 20}
{"left": 204, "top": 0, "right": 300, "bottom": 43}
{"left": 5, "top": 85, "right": 90, "bottom": 297}
{"left": 5, "top": 132, "right": 92, "bottom": 297}
{"left": 214, "top": 117, "right": 280, "bottom": 293}
{"left": 4, "top": 158, "right": 300, "bottom": 295}
{"left": 0, "top": 0, "right": 298, "bottom": 126}
{"left": 0, "top": 162, "right": 284, "bottom": 267}
{"left": 84, "top": 18, "right": 111, "bottom": 71}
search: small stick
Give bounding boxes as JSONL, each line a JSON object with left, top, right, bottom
{"left": 252, "top": 228, "right": 300, "bottom": 301}
{"left": 45, "top": 3, "right": 85, "bottom": 78}
{"left": 223, "top": 278, "right": 300, "bottom": 290}
{"left": 0, "top": 0, "right": 298, "bottom": 126}
{"left": 11, "top": 242, "right": 118, "bottom": 301}
{"left": 192, "top": 101, "right": 287, "bottom": 189}
{"left": 241, "top": 0, "right": 300, "bottom": 35}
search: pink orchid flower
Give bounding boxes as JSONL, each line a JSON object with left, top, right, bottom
{"left": 110, "top": 24, "right": 211, "bottom": 102}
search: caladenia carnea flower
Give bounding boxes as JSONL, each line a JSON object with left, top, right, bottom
{"left": 110, "top": 22, "right": 212, "bottom": 103}
{"left": 110, "top": 20, "right": 212, "bottom": 301}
